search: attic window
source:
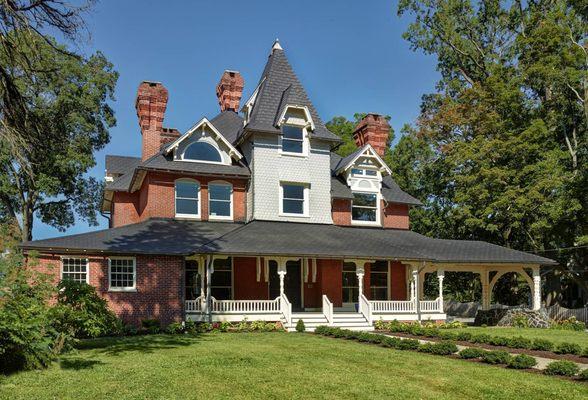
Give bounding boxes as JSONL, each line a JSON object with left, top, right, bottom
{"left": 183, "top": 142, "right": 222, "bottom": 163}
{"left": 281, "top": 125, "right": 304, "bottom": 154}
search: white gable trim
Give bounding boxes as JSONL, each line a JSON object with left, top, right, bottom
{"left": 276, "top": 105, "right": 315, "bottom": 131}
{"left": 337, "top": 144, "right": 392, "bottom": 176}
{"left": 164, "top": 117, "right": 243, "bottom": 161}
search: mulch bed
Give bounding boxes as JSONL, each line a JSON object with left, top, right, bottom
{"left": 377, "top": 331, "right": 588, "bottom": 364}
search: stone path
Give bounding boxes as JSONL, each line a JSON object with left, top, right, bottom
{"left": 384, "top": 334, "right": 588, "bottom": 371}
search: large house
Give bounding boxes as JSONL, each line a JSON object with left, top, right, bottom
{"left": 23, "top": 41, "right": 555, "bottom": 331}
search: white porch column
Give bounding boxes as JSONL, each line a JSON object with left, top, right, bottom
{"left": 205, "top": 256, "right": 213, "bottom": 321}
{"left": 532, "top": 267, "right": 541, "bottom": 311}
{"left": 437, "top": 269, "right": 444, "bottom": 306}
{"left": 356, "top": 264, "right": 365, "bottom": 300}
{"left": 410, "top": 272, "right": 416, "bottom": 301}
{"left": 278, "top": 262, "right": 287, "bottom": 297}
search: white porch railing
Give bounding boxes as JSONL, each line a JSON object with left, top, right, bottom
{"left": 210, "top": 297, "right": 281, "bottom": 314}
{"left": 322, "top": 295, "right": 334, "bottom": 326}
{"left": 280, "top": 293, "right": 292, "bottom": 327}
{"left": 371, "top": 300, "right": 416, "bottom": 313}
{"left": 359, "top": 294, "right": 373, "bottom": 324}
{"left": 419, "top": 298, "right": 442, "bottom": 313}
{"left": 185, "top": 296, "right": 205, "bottom": 312}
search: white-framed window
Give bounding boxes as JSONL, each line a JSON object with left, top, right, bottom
{"left": 108, "top": 257, "right": 136, "bottom": 291}
{"left": 351, "top": 192, "right": 380, "bottom": 224}
{"left": 211, "top": 257, "right": 232, "bottom": 300}
{"left": 175, "top": 179, "right": 200, "bottom": 218}
{"left": 351, "top": 168, "right": 377, "bottom": 177}
{"left": 61, "top": 257, "right": 89, "bottom": 283}
{"left": 208, "top": 181, "right": 233, "bottom": 220}
{"left": 281, "top": 125, "right": 304, "bottom": 154}
{"left": 182, "top": 141, "right": 222, "bottom": 163}
{"left": 342, "top": 262, "right": 359, "bottom": 303}
{"left": 279, "top": 182, "right": 309, "bottom": 217}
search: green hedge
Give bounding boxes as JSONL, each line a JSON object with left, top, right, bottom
{"left": 545, "top": 360, "right": 580, "bottom": 376}
{"left": 507, "top": 354, "right": 537, "bottom": 369}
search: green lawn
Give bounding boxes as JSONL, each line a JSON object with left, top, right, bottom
{"left": 1, "top": 333, "right": 586, "bottom": 400}
{"left": 452, "top": 327, "right": 588, "bottom": 347}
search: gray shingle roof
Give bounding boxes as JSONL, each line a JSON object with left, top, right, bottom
{"left": 381, "top": 176, "right": 422, "bottom": 206}
{"left": 209, "top": 110, "right": 244, "bottom": 144}
{"left": 22, "top": 219, "right": 556, "bottom": 265}
{"left": 105, "top": 155, "right": 141, "bottom": 175}
{"left": 21, "top": 218, "right": 243, "bottom": 255}
{"left": 242, "top": 48, "right": 341, "bottom": 143}
{"left": 139, "top": 152, "right": 250, "bottom": 178}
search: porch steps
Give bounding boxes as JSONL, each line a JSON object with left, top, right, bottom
{"left": 283, "top": 312, "right": 374, "bottom": 332}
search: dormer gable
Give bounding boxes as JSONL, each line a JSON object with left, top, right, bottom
{"left": 336, "top": 144, "right": 392, "bottom": 185}
{"left": 164, "top": 117, "right": 243, "bottom": 165}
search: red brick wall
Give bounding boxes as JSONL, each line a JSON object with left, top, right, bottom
{"left": 332, "top": 199, "right": 351, "bottom": 226}
{"left": 390, "top": 261, "right": 407, "bottom": 300}
{"left": 233, "top": 257, "right": 268, "bottom": 300}
{"left": 111, "top": 171, "right": 247, "bottom": 227}
{"left": 31, "top": 254, "right": 184, "bottom": 326}
{"left": 318, "top": 259, "right": 343, "bottom": 307}
{"left": 382, "top": 202, "right": 410, "bottom": 230}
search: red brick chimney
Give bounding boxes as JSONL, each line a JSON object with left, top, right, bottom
{"left": 136, "top": 81, "right": 169, "bottom": 161}
{"left": 216, "top": 70, "right": 244, "bottom": 112}
{"left": 353, "top": 113, "right": 390, "bottom": 157}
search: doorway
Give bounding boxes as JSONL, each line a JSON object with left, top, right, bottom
{"left": 269, "top": 259, "right": 303, "bottom": 311}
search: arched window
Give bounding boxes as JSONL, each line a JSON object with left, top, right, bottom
{"left": 175, "top": 179, "right": 200, "bottom": 218}
{"left": 183, "top": 141, "right": 222, "bottom": 162}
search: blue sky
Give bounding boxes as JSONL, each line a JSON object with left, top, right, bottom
{"left": 33, "top": 0, "right": 439, "bottom": 239}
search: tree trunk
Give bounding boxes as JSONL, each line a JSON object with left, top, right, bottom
{"left": 21, "top": 202, "right": 34, "bottom": 242}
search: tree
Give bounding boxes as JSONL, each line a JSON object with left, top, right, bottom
{"left": 0, "top": 33, "right": 117, "bottom": 241}
{"left": 396, "top": 0, "right": 587, "bottom": 303}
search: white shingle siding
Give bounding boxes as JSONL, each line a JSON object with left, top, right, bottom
{"left": 249, "top": 133, "right": 332, "bottom": 224}
{"left": 241, "top": 140, "right": 255, "bottom": 222}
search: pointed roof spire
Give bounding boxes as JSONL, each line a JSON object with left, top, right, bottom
{"left": 272, "top": 38, "right": 283, "bottom": 52}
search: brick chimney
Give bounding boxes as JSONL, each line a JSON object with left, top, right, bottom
{"left": 353, "top": 113, "right": 390, "bottom": 157}
{"left": 216, "top": 70, "right": 244, "bottom": 112}
{"left": 136, "top": 81, "right": 169, "bottom": 161}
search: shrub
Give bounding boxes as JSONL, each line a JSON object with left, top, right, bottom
{"left": 165, "top": 322, "right": 184, "bottom": 334}
{"left": 507, "top": 354, "right": 537, "bottom": 369}
{"left": 314, "top": 325, "right": 328, "bottom": 335}
{"left": 295, "top": 319, "right": 305, "bottom": 332}
{"left": 52, "top": 280, "right": 122, "bottom": 338}
{"left": 531, "top": 338, "right": 554, "bottom": 351}
{"left": 382, "top": 336, "right": 402, "bottom": 348}
{"left": 545, "top": 360, "right": 580, "bottom": 376}
{"left": 123, "top": 324, "right": 138, "bottom": 336}
{"left": 551, "top": 317, "right": 586, "bottom": 331}
{"left": 396, "top": 339, "right": 420, "bottom": 350}
{"left": 578, "top": 368, "right": 588, "bottom": 381}
{"left": 506, "top": 336, "right": 532, "bottom": 349}
{"left": 0, "top": 254, "right": 73, "bottom": 374}
{"left": 456, "top": 331, "right": 472, "bottom": 342}
{"left": 481, "top": 350, "right": 512, "bottom": 365}
{"left": 470, "top": 333, "right": 492, "bottom": 344}
{"left": 488, "top": 336, "right": 509, "bottom": 346}
{"left": 374, "top": 319, "right": 387, "bottom": 330}
{"left": 459, "top": 347, "right": 486, "bottom": 359}
{"left": 554, "top": 342, "right": 582, "bottom": 355}
{"left": 141, "top": 319, "right": 161, "bottom": 334}
{"left": 439, "top": 321, "right": 465, "bottom": 329}
{"left": 582, "top": 347, "right": 588, "bottom": 358}
{"left": 511, "top": 314, "right": 530, "bottom": 328}
{"left": 418, "top": 341, "right": 458, "bottom": 355}
{"left": 438, "top": 330, "right": 457, "bottom": 340}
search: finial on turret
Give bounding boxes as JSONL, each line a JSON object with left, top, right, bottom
{"left": 272, "top": 38, "right": 283, "bottom": 52}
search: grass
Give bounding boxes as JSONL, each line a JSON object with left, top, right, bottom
{"left": 452, "top": 327, "right": 588, "bottom": 348}
{"left": 1, "top": 333, "right": 587, "bottom": 400}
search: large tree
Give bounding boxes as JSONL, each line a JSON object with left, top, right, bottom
{"left": 394, "top": 0, "right": 587, "bottom": 304}
{"left": 0, "top": 33, "right": 117, "bottom": 241}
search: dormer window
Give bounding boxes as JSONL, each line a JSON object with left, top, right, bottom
{"left": 351, "top": 168, "right": 377, "bottom": 177}
{"left": 281, "top": 125, "right": 304, "bottom": 154}
{"left": 183, "top": 141, "right": 222, "bottom": 163}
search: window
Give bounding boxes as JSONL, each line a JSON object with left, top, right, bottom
{"left": 352, "top": 192, "right": 378, "bottom": 222}
{"left": 281, "top": 125, "right": 304, "bottom": 154}
{"left": 175, "top": 179, "right": 200, "bottom": 217}
{"left": 342, "top": 262, "right": 359, "bottom": 303}
{"left": 61, "top": 258, "right": 88, "bottom": 283}
{"left": 109, "top": 258, "right": 136, "bottom": 291}
{"left": 280, "top": 183, "right": 307, "bottom": 216}
{"left": 185, "top": 260, "right": 201, "bottom": 301}
{"left": 351, "top": 168, "right": 377, "bottom": 177}
{"left": 183, "top": 141, "right": 222, "bottom": 162}
{"left": 209, "top": 183, "right": 232, "bottom": 219}
{"left": 370, "top": 261, "right": 388, "bottom": 300}
{"left": 211, "top": 257, "right": 232, "bottom": 300}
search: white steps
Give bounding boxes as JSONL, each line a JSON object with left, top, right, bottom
{"left": 283, "top": 312, "right": 373, "bottom": 332}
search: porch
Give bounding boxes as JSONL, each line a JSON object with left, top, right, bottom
{"left": 183, "top": 255, "right": 450, "bottom": 329}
